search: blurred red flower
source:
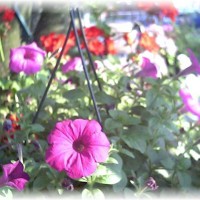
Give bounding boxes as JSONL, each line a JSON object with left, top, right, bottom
{"left": 84, "top": 26, "right": 105, "bottom": 39}
{"left": 159, "top": 1, "right": 179, "bottom": 22}
{"left": 137, "top": 0, "right": 178, "bottom": 22}
{"left": 105, "top": 37, "right": 117, "bottom": 55}
{"left": 139, "top": 32, "right": 159, "bottom": 52}
{"left": 40, "top": 31, "right": 76, "bottom": 56}
{"left": 40, "top": 26, "right": 117, "bottom": 57}
{"left": 2, "top": 8, "right": 15, "bottom": 22}
{"left": 87, "top": 39, "right": 105, "bottom": 56}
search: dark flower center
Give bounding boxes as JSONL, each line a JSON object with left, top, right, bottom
{"left": 73, "top": 140, "right": 85, "bottom": 152}
{"left": 24, "top": 52, "right": 33, "bottom": 59}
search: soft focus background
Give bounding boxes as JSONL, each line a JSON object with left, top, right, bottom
{"left": 1, "top": 0, "right": 200, "bottom": 199}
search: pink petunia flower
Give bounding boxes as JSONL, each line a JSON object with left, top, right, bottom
{"left": 61, "top": 57, "right": 82, "bottom": 73}
{"left": 179, "top": 74, "right": 200, "bottom": 119}
{"left": 45, "top": 119, "right": 110, "bottom": 179}
{"left": 0, "top": 161, "right": 30, "bottom": 191}
{"left": 135, "top": 57, "right": 158, "bottom": 79}
{"left": 178, "top": 49, "right": 200, "bottom": 77}
{"left": 9, "top": 42, "right": 46, "bottom": 75}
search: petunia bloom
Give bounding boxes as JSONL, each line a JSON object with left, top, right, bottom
{"left": 135, "top": 57, "right": 158, "bottom": 79}
{"left": 45, "top": 119, "right": 110, "bottom": 179}
{"left": 179, "top": 74, "right": 200, "bottom": 119}
{"left": 146, "top": 177, "right": 159, "bottom": 191}
{"left": 0, "top": 161, "right": 30, "bottom": 191}
{"left": 9, "top": 42, "right": 46, "bottom": 75}
{"left": 61, "top": 57, "right": 82, "bottom": 73}
{"left": 178, "top": 49, "right": 200, "bottom": 77}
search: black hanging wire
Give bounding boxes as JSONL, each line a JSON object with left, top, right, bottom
{"left": 13, "top": 4, "right": 34, "bottom": 43}
{"left": 70, "top": 9, "right": 102, "bottom": 125}
{"left": 32, "top": 8, "right": 102, "bottom": 126}
{"left": 32, "top": 21, "right": 73, "bottom": 124}
{"left": 76, "top": 8, "right": 102, "bottom": 91}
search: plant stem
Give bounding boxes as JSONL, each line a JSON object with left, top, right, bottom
{"left": 17, "top": 143, "right": 23, "bottom": 163}
{"left": 0, "top": 36, "right": 5, "bottom": 62}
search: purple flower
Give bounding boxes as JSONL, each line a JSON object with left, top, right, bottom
{"left": 146, "top": 177, "right": 158, "bottom": 191}
{"left": 179, "top": 88, "right": 200, "bottom": 118}
{"left": 62, "top": 178, "right": 74, "bottom": 191}
{"left": 135, "top": 57, "right": 158, "bottom": 79}
{"left": 9, "top": 42, "right": 46, "bottom": 75}
{"left": 0, "top": 161, "right": 30, "bottom": 191}
{"left": 45, "top": 119, "right": 110, "bottom": 179}
{"left": 179, "top": 74, "right": 200, "bottom": 118}
{"left": 178, "top": 49, "right": 200, "bottom": 77}
{"left": 3, "top": 119, "right": 12, "bottom": 131}
{"left": 61, "top": 57, "right": 82, "bottom": 73}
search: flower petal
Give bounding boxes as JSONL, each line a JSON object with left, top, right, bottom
{"left": 82, "top": 120, "right": 102, "bottom": 136}
{"left": 187, "top": 49, "right": 200, "bottom": 73}
{"left": 2, "top": 161, "right": 20, "bottom": 178}
{"left": 23, "top": 59, "right": 41, "bottom": 75}
{"left": 9, "top": 49, "right": 25, "bottom": 73}
{"left": 85, "top": 131, "right": 110, "bottom": 162}
{"left": 7, "top": 178, "right": 29, "bottom": 191}
{"left": 45, "top": 144, "right": 74, "bottom": 172}
{"left": 69, "top": 119, "right": 89, "bottom": 138}
{"left": 24, "top": 42, "right": 46, "bottom": 57}
{"left": 61, "top": 57, "right": 81, "bottom": 73}
{"left": 51, "top": 120, "right": 77, "bottom": 142}
{"left": 66, "top": 151, "right": 97, "bottom": 179}
{"left": 179, "top": 88, "right": 200, "bottom": 117}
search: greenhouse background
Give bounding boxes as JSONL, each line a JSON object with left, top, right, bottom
{"left": 1, "top": 0, "right": 200, "bottom": 199}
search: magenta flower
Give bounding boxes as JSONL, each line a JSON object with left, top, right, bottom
{"left": 179, "top": 74, "right": 200, "bottom": 118}
{"left": 61, "top": 57, "right": 82, "bottom": 73}
{"left": 179, "top": 88, "right": 200, "bottom": 118}
{"left": 178, "top": 49, "right": 200, "bottom": 77}
{"left": 9, "top": 42, "right": 46, "bottom": 75}
{"left": 0, "top": 161, "right": 30, "bottom": 191}
{"left": 45, "top": 119, "right": 110, "bottom": 179}
{"left": 146, "top": 177, "right": 158, "bottom": 191}
{"left": 135, "top": 57, "right": 158, "bottom": 79}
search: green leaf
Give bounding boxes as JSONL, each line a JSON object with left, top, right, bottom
{"left": 113, "top": 170, "right": 128, "bottom": 192}
{"left": 104, "top": 118, "right": 122, "bottom": 132}
{"left": 120, "top": 148, "right": 135, "bottom": 159}
{"left": 120, "top": 127, "right": 150, "bottom": 154}
{"left": 0, "top": 187, "right": 13, "bottom": 198}
{"left": 109, "top": 110, "right": 140, "bottom": 125}
{"left": 30, "top": 124, "right": 45, "bottom": 133}
{"left": 82, "top": 188, "right": 105, "bottom": 200}
{"left": 11, "top": 81, "right": 21, "bottom": 91}
{"left": 145, "top": 89, "right": 158, "bottom": 108}
{"left": 93, "top": 154, "right": 123, "bottom": 185}
{"left": 160, "top": 157, "right": 175, "bottom": 169}
{"left": 33, "top": 174, "right": 51, "bottom": 190}
{"left": 107, "top": 54, "right": 121, "bottom": 64}
{"left": 93, "top": 164, "right": 121, "bottom": 184}
{"left": 64, "top": 88, "right": 86, "bottom": 100}
{"left": 177, "top": 156, "right": 191, "bottom": 170}
{"left": 95, "top": 91, "right": 117, "bottom": 105}
{"left": 177, "top": 171, "right": 192, "bottom": 187}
